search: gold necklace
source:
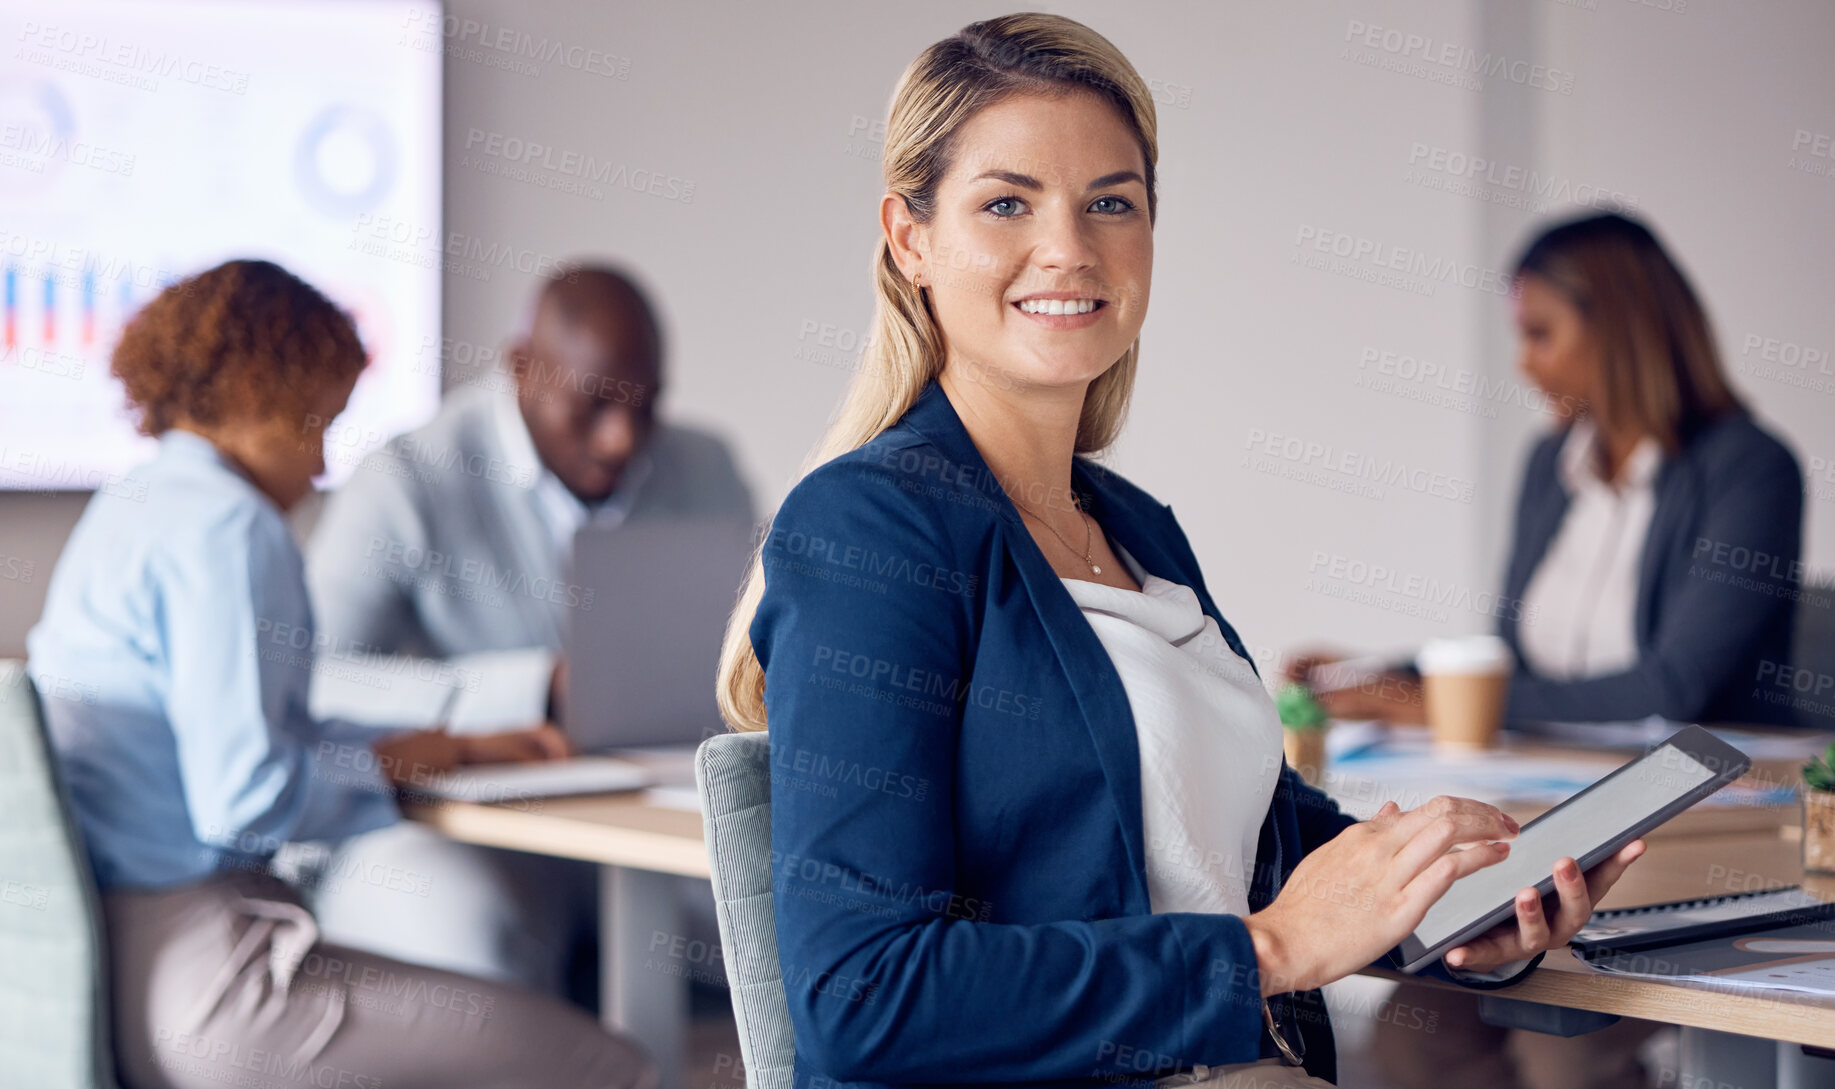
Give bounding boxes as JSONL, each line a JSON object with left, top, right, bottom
{"left": 1010, "top": 492, "right": 1101, "bottom": 575}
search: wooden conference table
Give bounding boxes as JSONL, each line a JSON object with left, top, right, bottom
{"left": 403, "top": 788, "right": 707, "bottom": 1089}
{"left": 404, "top": 735, "right": 1835, "bottom": 1088}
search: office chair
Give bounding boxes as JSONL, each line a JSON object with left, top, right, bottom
{"left": 694, "top": 731, "right": 794, "bottom": 1089}
{"left": 0, "top": 660, "right": 120, "bottom": 1088}
{"left": 1794, "top": 579, "right": 1835, "bottom": 729}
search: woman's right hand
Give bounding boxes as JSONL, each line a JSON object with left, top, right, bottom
{"left": 458, "top": 724, "right": 572, "bottom": 765}
{"left": 371, "top": 724, "right": 569, "bottom": 791}
{"left": 373, "top": 728, "right": 465, "bottom": 787}
{"left": 1242, "top": 796, "right": 1519, "bottom": 995}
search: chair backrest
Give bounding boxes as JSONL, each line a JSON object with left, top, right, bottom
{"left": 0, "top": 660, "right": 118, "bottom": 1089}
{"left": 694, "top": 731, "right": 793, "bottom": 1089}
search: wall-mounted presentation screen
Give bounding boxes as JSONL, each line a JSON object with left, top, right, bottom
{"left": 0, "top": 0, "right": 442, "bottom": 490}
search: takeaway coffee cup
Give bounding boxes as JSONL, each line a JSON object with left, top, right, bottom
{"left": 1416, "top": 635, "right": 1513, "bottom": 750}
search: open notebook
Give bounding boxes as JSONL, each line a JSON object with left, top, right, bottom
{"left": 1572, "top": 886, "right": 1835, "bottom": 957}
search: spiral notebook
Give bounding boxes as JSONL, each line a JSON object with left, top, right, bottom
{"left": 1571, "top": 886, "right": 1835, "bottom": 957}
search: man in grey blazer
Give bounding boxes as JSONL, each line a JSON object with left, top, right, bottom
{"left": 301, "top": 265, "right": 754, "bottom": 998}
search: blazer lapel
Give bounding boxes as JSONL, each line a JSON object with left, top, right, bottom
{"left": 1075, "top": 462, "right": 1188, "bottom": 602}
{"left": 901, "top": 384, "right": 1152, "bottom": 908}
{"left": 1075, "top": 457, "right": 1292, "bottom": 901}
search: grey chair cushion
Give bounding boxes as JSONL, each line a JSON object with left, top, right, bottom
{"left": 695, "top": 731, "right": 793, "bottom": 1089}
{"left": 0, "top": 660, "right": 118, "bottom": 1088}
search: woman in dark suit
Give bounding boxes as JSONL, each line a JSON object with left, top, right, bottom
{"left": 1317, "top": 217, "right": 1805, "bottom": 1089}
{"left": 714, "top": 15, "right": 1643, "bottom": 1088}
{"left": 1297, "top": 213, "right": 1805, "bottom": 732}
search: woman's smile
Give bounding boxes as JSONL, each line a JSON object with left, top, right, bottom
{"left": 1012, "top": 292, "right": 1109, "bottom": 329}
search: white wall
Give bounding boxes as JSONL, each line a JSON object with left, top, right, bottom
{"left": 1534, "top": 0, "right": 1835, "bottom": 583}
{"left": 436, "top": 0, "right": 1502, "bottom": 674}
{"left": 2, "top": 0, "right": 1829, "bottom": 668}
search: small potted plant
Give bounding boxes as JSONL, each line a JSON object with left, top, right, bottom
{"left": 1276, "top": 681, "right": 1330, "bottom": 787}
{"left": 1803, "top": 744, "right": 1835, "bottom": 875}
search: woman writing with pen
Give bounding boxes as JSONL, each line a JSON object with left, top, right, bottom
{"left": 28, "top": 259, "right": 655, "bottom": 1089}
{"left": 1292, "top": 213, "right": 1806, "bottom": 1089}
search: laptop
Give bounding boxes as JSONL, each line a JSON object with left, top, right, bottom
{"left": 562, "top": 514, "right": 757, "bottom": 752}
{"left": 409, "top": 514, "right": 755, "bottom": 804}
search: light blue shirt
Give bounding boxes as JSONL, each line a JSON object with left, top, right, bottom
{"left": 28, "top": 430, "right": 404, "bottom": 892}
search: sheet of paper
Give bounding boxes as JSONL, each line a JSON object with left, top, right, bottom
{"left": 642, "top": 785, "right": 705, "bottom": 813}
{"left": 1320, "top": 727, "right": 1797, "bottom": 820}
{"left": 407, "top": 756, "right": 650, "bottom": 804}
{"left": 1585, "top": 920, "right": 1835, "bottom": 998}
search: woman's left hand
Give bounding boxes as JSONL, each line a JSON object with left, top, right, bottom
{"left": 1316, "top": 671, "right": 1426, "bottom": 725}
{"left": 1444, "top": 838, "right": 1648, "bottom": 972}
{"left": 459, "top": 724, "right": 573, "bottom": 765}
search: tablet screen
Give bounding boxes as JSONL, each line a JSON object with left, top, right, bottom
{"left": 1411, "top": 744, "right": 1719, "bottom": 951}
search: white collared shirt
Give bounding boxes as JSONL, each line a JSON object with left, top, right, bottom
{"left": 29, "top": 430, "right": 401, "bottom": 890}
{"left": 491, "top": 390, "right": 655, "bottom": 571}
{"left": 1518, "top": 418, "right": 1664, "bottom": 681}
{"left": 1060, "top": 543, "right": 1282, "bottom": 918}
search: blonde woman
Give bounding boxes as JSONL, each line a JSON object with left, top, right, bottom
{"left": 716, "top": 14, "right": 1643, "bottom": 1088}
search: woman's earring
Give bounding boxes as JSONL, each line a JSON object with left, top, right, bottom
{"left": 913, "top": 273, "right": 923, "bottom": 292}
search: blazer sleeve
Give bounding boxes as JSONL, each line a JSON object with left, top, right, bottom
{"left": 1497, "top": 434, "right": 1564, "bottom": 665}
{"left": 754, "top": 459, "right": 1272, "bottom": 1084}
{"left": 1505, "top": 427, "right": 1803, "bottom": 723}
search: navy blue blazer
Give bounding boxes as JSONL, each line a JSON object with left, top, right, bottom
{"left": 751, "top": 381, "right": 1512, "bottom": 1089}
{"left": 1499, "top": 413, "right": 1804, "bottom": 726}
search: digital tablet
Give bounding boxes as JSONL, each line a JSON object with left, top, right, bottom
{"left": 1393, "top": 725, "right": 1750, "bottom": 974}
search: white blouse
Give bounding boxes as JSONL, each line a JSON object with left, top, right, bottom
{"left": 1060, "top": 543, "right": 1283, "bottom": 917}
{"left": 1518, "top": 418, "right": 1663, "bottom": 681}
